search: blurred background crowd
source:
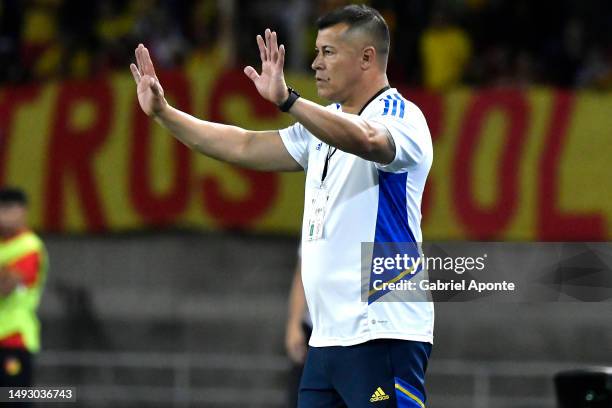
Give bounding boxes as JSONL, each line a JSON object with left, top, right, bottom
{"left": 1, "top": 0, "right": 612, "bottom": 90}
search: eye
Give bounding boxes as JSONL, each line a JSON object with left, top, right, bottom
{"left": 323, "top": 49, "right": 333, "bottom": 56}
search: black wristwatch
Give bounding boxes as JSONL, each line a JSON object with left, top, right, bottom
{"left": 278, "top": 87, "right": 300, "bottom": 112}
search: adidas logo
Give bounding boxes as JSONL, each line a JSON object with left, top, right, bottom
{"left": 369, "top": 387, "right": 390, "bottom": 402}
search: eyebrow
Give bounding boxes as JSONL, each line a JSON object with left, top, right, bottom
{"left": 315, "top": 45, "right": 336, "bottom": 51}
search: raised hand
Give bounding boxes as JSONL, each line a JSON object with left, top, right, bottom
{"left": 130, "top": 44, "right": 167, "bottom": 117}
{"left": 244, "top": 29, "right": 289, "bottom": 105}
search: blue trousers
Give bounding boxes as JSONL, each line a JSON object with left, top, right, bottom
{"left": 299, "top": 339, "right": 432, "bottom": 408}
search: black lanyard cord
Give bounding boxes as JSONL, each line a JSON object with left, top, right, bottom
{"left": 321, "top": 146, "right": 337, "bottom": 183}
{"left": 320, "top": 85, "right": 390, "bottom": 184}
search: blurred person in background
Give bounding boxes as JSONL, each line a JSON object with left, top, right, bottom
{"left": 285, "top": 251, "right": 312, "bottom": 407}
{"left": 131, "top": 4, "right": 433, "bottom": 406}
{"left": 2, "top": 0, "right": 612, "bottom": 89}
{"left": 0, "top": 188, "right": 48, "bottom": 396}
{"left": 420, "top": 6, "right": 471, "bottom": 91}
{"left": 19, "top": 0, "right": 63, "bottom": 82}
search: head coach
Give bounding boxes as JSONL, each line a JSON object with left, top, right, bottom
{"left": 131, "top": 4, "right": 433, "bottom": 407}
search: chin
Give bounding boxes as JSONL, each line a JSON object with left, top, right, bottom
{"left": 316, "top": 87, "right": 338, "bottom": 103}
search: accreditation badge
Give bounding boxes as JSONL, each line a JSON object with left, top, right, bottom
{"left": 306, "top": 185, "right": 329, "bottom": 241}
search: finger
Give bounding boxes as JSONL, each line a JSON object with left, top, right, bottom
{"left": 265, "top": 28, "right": 271, "bottom": 52}
{"left": 130, "top": 63, "right": 141, "bottom": 83}
{"left": 278, "top": 44, "right": 285, "bottom": 69}
{"left": 137, "top": 44, "right": 152, "bottom": 76}
{"left": 270, "top": 31, "right": 278, "bottom": 62}
{"left": 256, "top": 35, "right": 267, "bottom": 62}
{"left": 141, "top": 46, "right": 158, "bottom": 78}
{"left": 135, "top": 45, "right": 143, "bottom": 72}
{"left": 136, "top": 44, "right": 147, "bottom": 74}
{"left": 243, "top": 66, "right": 260, "bottom": 82}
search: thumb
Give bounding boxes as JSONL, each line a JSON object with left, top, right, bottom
{"left": 243, "top": 66, "right": 260, "bottom": 82}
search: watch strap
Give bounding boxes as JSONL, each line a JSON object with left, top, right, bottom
{"left": 278, "top": 87, "right": 300, "bottom": 112}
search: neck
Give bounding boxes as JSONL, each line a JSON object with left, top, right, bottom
{"left": 340, "top": 74, "right": 389, "bottom": 114}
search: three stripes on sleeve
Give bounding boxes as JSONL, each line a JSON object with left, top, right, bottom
{"left": 381, "top": 94, "right": 406, "bottom": 118}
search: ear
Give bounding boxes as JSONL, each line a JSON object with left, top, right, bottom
{"left": 361, "top": 46, "right": 376, "bottom": 70}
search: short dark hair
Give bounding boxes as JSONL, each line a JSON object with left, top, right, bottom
{"left": 0, "top": 187, "right": 28, "bottom": 206}
{"left": 316, "top": 5, "right": 390, "bottom": 63}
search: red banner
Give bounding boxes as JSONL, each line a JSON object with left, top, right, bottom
{"left": 1, "top": 66, "right": 610, "bottom": 239}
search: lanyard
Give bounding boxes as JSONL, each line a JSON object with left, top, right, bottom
{"left": 319, "top": 85, "right": 391, "bottom": 185}
{"left": 321, "top": 146, "right": 337, "bottom": 184}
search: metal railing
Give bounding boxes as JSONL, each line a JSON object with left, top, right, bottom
{"left": 38, "top": 351, "right": 288, "bottom": 406}
{"left": 36, "top": 351, "right": 603, "bottom": 407}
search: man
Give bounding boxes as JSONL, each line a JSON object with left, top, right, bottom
{"left": 0, "top": 188, "right": 48, "bottom": 394}
{"left": 131, "top": 5, "right": 433, "bottom": 407}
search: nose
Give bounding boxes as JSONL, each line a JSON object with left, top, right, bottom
{"left": 311, "top": 54, "right": 323, "bottom": 71}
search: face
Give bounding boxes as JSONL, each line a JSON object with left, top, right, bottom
{"left": 312, "top": 24, "right": 366, "bottom": 103}
{"left": 0, "top": 204, "right": 26, "bottom": 236}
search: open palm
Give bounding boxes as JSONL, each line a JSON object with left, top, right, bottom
{"left": 244, "top": 29, "right": 288, "bottom": 105}
{"left": 130, "top": 44, "right": 167, "bottom": 117}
